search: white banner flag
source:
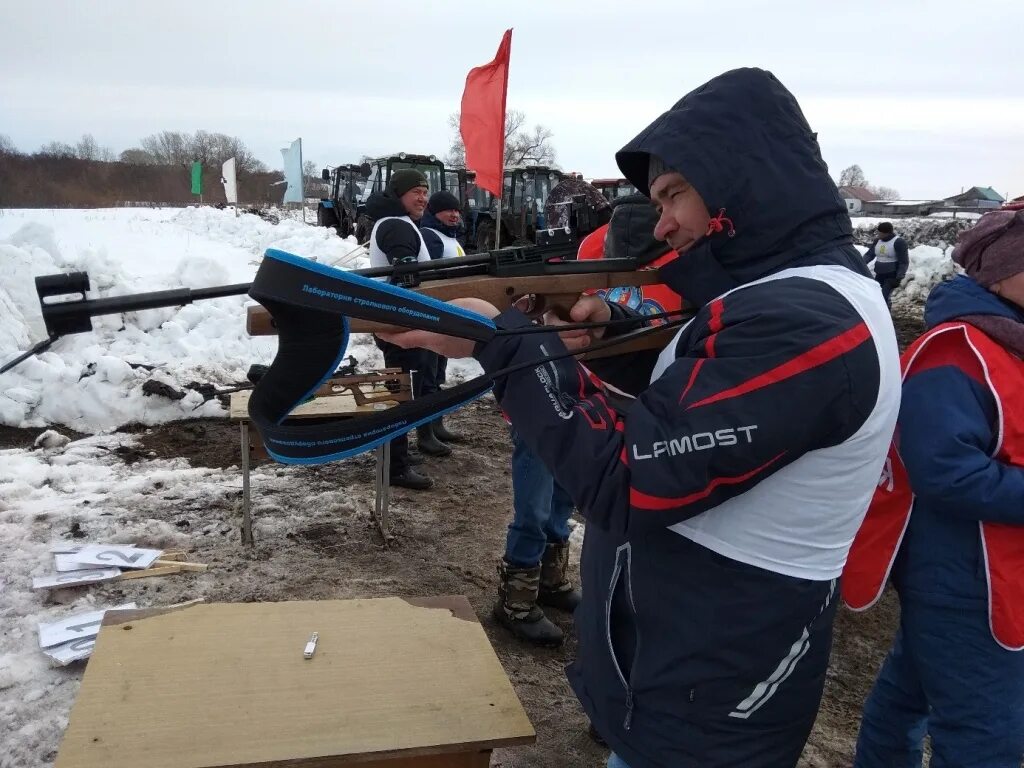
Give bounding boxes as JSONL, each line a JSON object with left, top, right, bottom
{"left": 280, "top": 138, "right": 303, "bottom": 204}
{"left": 221, "top": 157, "right": 238, "bottom": 204}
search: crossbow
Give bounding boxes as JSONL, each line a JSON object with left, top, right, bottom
{"left": 3, "top": 235, "right": 693, "bottom": 465}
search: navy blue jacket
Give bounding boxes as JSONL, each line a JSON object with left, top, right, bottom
{"left": 893, "top": 275, "right": 1024, "bottom": 609}
{"left": 475, "top": 68, "right": 891, "bottom": 767}
{"left": 864, "top": 235, "right": 909, "bottom": 280}
{"left": 418, "top": 210, "right": 462, "bottom": 260}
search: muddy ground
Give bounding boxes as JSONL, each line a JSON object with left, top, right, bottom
{"left": 4, "top": 307, "right": 926, "bottom": 768}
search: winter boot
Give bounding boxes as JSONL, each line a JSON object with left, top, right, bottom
{"left": 415, "top": 424, "right": 452, "bottom": 457}
{"left": 493, "top": 560, "right": 564, "bottom": 647}
{"left": 538, "top": 541, "right": 582, "bottom": 612}
{"left": 390, "top": 467, "right": 432, "bottom": 490}
{"left": 431, "top": 417, "right": 465, "bottom": 444}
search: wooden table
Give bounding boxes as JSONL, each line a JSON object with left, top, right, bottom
{"left": 229, "top": 371, "right": 410, "bottom": 546}
{"left": 56, "top": 597, "right": 536, "bottom": 768}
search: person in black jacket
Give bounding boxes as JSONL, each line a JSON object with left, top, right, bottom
{"left": 417, "top": 191, "right": 466, "bottom": 446}
{"left": 365, "top": 169, "right": 451, "bottom": 490}
{"left": 863, "top": 221, "right": 909, "bottom": 307}
{"left": 380, "top": 68, "right": 901, "bottom": 767}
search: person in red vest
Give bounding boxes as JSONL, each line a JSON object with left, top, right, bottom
{"left": 846, "top": 207, "right": 1024, "bottom": 767}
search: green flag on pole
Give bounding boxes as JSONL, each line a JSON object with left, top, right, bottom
{"left": 190, "top": 161, "right": 203, "bottom": 195}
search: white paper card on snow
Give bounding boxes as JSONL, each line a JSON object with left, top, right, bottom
{"left": 32, "top": 568, "right": 122, "bottom": 590}
{"left": 37, "top": 602, "right": 138, "bottom": 648}
{"left": 68, "top": 544, "right": 162, "bottom": 570}
{"left": 44, "top": 636, "right": 100, "bottom": 665}
{"left": 48, "top": 542, "right": 136, "bottom": 555}
{"left": 54, "top": 554, "right": 115, "bottom": 572}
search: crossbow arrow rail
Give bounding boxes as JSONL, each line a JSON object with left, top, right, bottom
{"left": 2, "top": 224, "right": 693, "bottom": 465}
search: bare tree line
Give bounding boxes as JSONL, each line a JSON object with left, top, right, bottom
{"left": 838, "top": 164, "right": 901, "bottom": 201}
{"left": 0, "top": 130, "right": 268, "bottom": 173}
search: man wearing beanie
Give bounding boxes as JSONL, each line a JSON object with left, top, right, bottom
{"left": 417, "top": 190, "right": 466, "bottom": 445}
{"left": 420, "top": 191, "right": 466, "bottom": 260}
{"left": 379, "top": 68, "right": 901, "bottom": 767}
{"left": 364, "top": 168, "right": 448, "bottom": 490}
{"left": 850, "top": 207, "right": 1024, "bottom": 767}
{"left": 863, "top": 221, "right": 909, "bottom": 307}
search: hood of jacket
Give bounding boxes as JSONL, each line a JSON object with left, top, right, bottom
{"left": 615, "top": 68, "right": 853, "bottom": 305}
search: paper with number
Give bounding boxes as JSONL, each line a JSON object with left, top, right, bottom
{"left": 38, "top": 603, "right": 138, "bottom": 648}
{"left": 54, "top": 554, "right": 115, "bottom": 572}
{"left": 44, "top": 635, "right": 100, "bottom": 666}
{"left": 32, "top": 568, "right": 122, "bottom": 590}
{"left": 69, "top": 545, "right": 162, "bottom": 570}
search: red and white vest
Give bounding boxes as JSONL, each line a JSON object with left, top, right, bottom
{"left": 843, "top": 322, "right": 1024, "bottom": 650}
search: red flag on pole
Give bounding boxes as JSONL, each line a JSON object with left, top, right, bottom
{"left": 460, "top": 29, "right": 512, "bottom": 198}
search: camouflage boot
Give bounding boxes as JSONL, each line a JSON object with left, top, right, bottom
{"left": 538, "top": 541, "right": 582, "bottom": 612}
{"left": 493, "top": 560, "right": 564, "bottom": 647}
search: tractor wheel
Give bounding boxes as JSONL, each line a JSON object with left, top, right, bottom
{"left": 338, "top": 213, "right": 354, "bottom": 239}
{"left": 475, "top": 221, "right": 495, "bottom": 252}
{"left": 317, "top": 204, "right": 339, "bottom": 230}
{"left": 355, "top": 215, "right": 374, "bottom": 245}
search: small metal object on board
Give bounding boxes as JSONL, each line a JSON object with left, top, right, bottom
{"left": 303, "top": 632, "right": 319, "bottom": 659}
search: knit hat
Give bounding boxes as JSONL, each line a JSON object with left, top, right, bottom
{"left": 427, "top": 190, "right": 461, "bottom": 214}
{"left": 648, "top": 154, "right": 672, "bottom": 189}
{"left": 877, "top": 222, "right": 894, "bottom": 235}
{"left": 952, "top": 208, "right": 1024, "bottom": 287}
{"left": 388, "top": 169, "right": 429, "bottom": 198}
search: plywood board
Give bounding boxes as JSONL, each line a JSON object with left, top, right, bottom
{"left": 229, "top": 390, "right": 399, "bottom": 420}
{"left": 56, "top": 596, "right": 535, "bottom": 768}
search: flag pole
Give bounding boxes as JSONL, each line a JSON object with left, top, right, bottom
{"left": 495, "top": 172, "right": 503, "bottom": 251}
{"left": 299, "top": 138, "right": 306, "bottom": 224}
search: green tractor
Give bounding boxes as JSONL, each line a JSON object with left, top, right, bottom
{"left": 318, "top": 153, "right": 466, "bottom": 242}
{"left": 355, "top": 153, "right": 467, "bottom": 243}
{"left": 317, "top": 163, "right": 369, "bottom": 239}
{"left": 466, "top": 166, "right": 564, "bottom": 251}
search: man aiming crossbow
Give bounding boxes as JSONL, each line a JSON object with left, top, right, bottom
{"left": 378, "top": 67, "right": 902, "bottom": 768}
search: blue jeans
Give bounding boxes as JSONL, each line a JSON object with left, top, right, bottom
{"left": 854, "top": 599, "right": 1024, "bottom": 768}
{"left": 607, "top": 753, "right": 631, "bottom": 768}
{"left": 505, "top": 430, "right": 574, "bottom": 567}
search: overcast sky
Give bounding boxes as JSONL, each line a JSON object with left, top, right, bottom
{"left": 2, "top": 0, "right": 1021, "bottom": 200}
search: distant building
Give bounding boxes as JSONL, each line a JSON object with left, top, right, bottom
{"left": 862, "top": 199, "right": 937, "bottom": 217}
{"left": 838, "top": 185, "right": 877, "bottom": 214}
{"left": 943, "top": 186, "right": 1005, "bottom": 210}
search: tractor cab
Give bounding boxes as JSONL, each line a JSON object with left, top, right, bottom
{"left": 316, "top": 163, "right": 369, "bottom": 238}
{"left": 354, "top": 153, "right": 452, "bottom": 242}
{"left": 468, "top": 166, "right": 564, "bottom": 251}
{"left": 591, "top": 178, "right": 638, "bottom": 202}
{"left": 361, "top": 153, "right": 446, "bottom": 199}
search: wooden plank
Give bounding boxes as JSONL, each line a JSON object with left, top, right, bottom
{"left": 56, "top": 597, "right": 534, "bottom": 768}
{"left": 229, "top": 390, "right": 399, "bottom": 421}
{"left": 115, "top": 564, "right": 183, "bottom": 580}
{"left": 275, "top": 749, "right": 492, "bottom": 767}
{"left": 152, "top": 559, "right": 207, "bottom": 572}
